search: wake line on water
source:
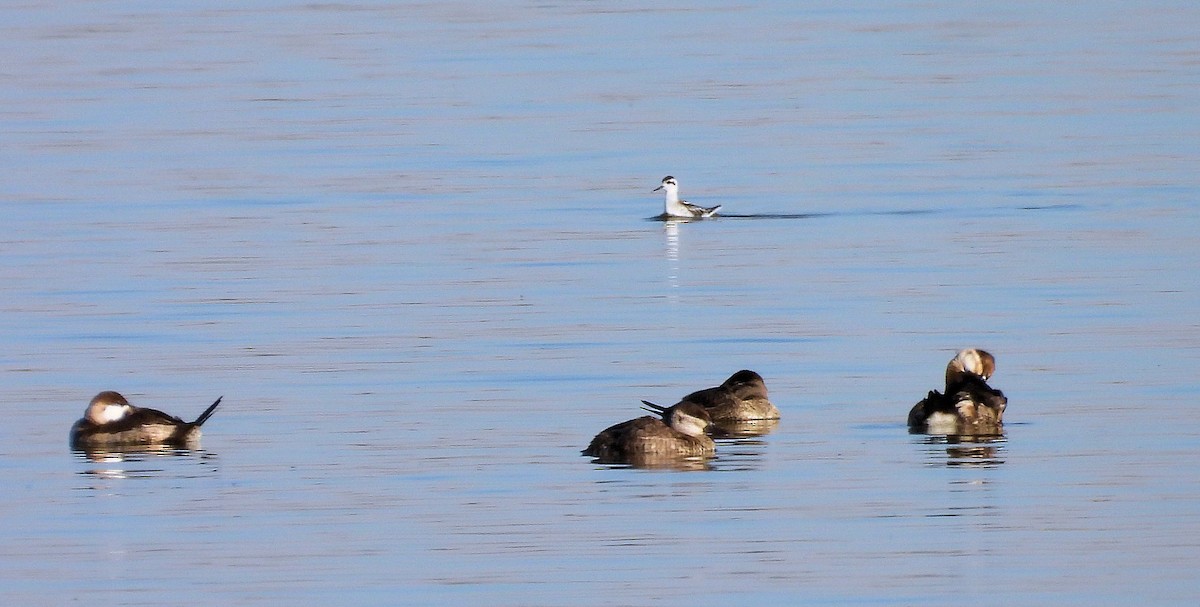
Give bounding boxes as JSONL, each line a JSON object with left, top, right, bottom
{"left": 647, "top": 203, "right": 1081, "bottom": 222}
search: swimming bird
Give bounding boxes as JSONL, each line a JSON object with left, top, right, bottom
{"left": 70, "top": 391, "right": 222, "bottom": 449}
{"left": 642, "top": 369, "right": 779, "bottom": 428}
{"left": 583, "top": 401, "right": 715, "bottom": 463}
{"left": 653, "top": 176, "right": 721, "bottom": 218}
{"left": 907, "top": 349, "right": 1007, "bottom": 435}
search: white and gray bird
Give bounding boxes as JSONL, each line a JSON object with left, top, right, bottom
{"left": 653, "top": 176, "right": 721, "bottom": 218}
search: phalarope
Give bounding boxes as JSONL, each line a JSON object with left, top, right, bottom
{"left": 70, "top": 391, "right": 223, "bottom": 449}
{"left": 907, "top": 348, "right": 1007, "bottom": 435}
{"left": 653, "top": 176, "right": 721, "bottom": 218}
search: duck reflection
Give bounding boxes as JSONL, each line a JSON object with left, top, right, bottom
{"left": 75, "top": 445, "right": 218, "bottom": 480}
{"left": 917, "top": 433, "right": 1006, "bottom": 468}
{"left": 710, "top": 417, "right": 780, "bottom": 439}
{"left": 709, "top": 436, "right": 773, "bottom": 471}
{"left": 589, "top": 453, "right": 714, "bottom": 472}
{"left": 664, "top": 220, "right": 681, "bottom": 299}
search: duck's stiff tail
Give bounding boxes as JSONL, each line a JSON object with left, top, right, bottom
{"left": 640, "top": 400, "right": 668, "bottom": 415}
{"left": 192, "top": 396, "right": 223, "bottom": 427}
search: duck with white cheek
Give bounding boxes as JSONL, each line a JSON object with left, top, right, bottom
{"left": 584, "top": 401, "right": 715, "bottom": 464}
{"left": 70, "top": 391, "right": 222, "bottom": 450}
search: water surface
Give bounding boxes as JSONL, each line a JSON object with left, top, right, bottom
{"left": 1, "top": 2, "right": 1198, "bottom": 605}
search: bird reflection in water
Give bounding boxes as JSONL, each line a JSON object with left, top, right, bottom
{"left": 918, "top": 433, "right": 1006, "bottom": 468}
{"left": 74, "top": 445, "right": 217, "bottom": 480}
{"left": 663, "top": 220, "right": 682, "bottom": 301}
{"left": 711, "top": 417, "right": 780, "bottom": 439}
{"left": 589, "top": 453, "right": 714, "bottom": 472}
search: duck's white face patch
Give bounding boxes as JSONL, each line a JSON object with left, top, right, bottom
{"left": 672, "top": 412, "right": 709, "bottom": 438}
{"left": 98, "top": 403, "right": 131, "bottom": 422}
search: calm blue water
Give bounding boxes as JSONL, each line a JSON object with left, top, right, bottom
{"left": 2, "top": 2, "right": 1198, "bottom": 605}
